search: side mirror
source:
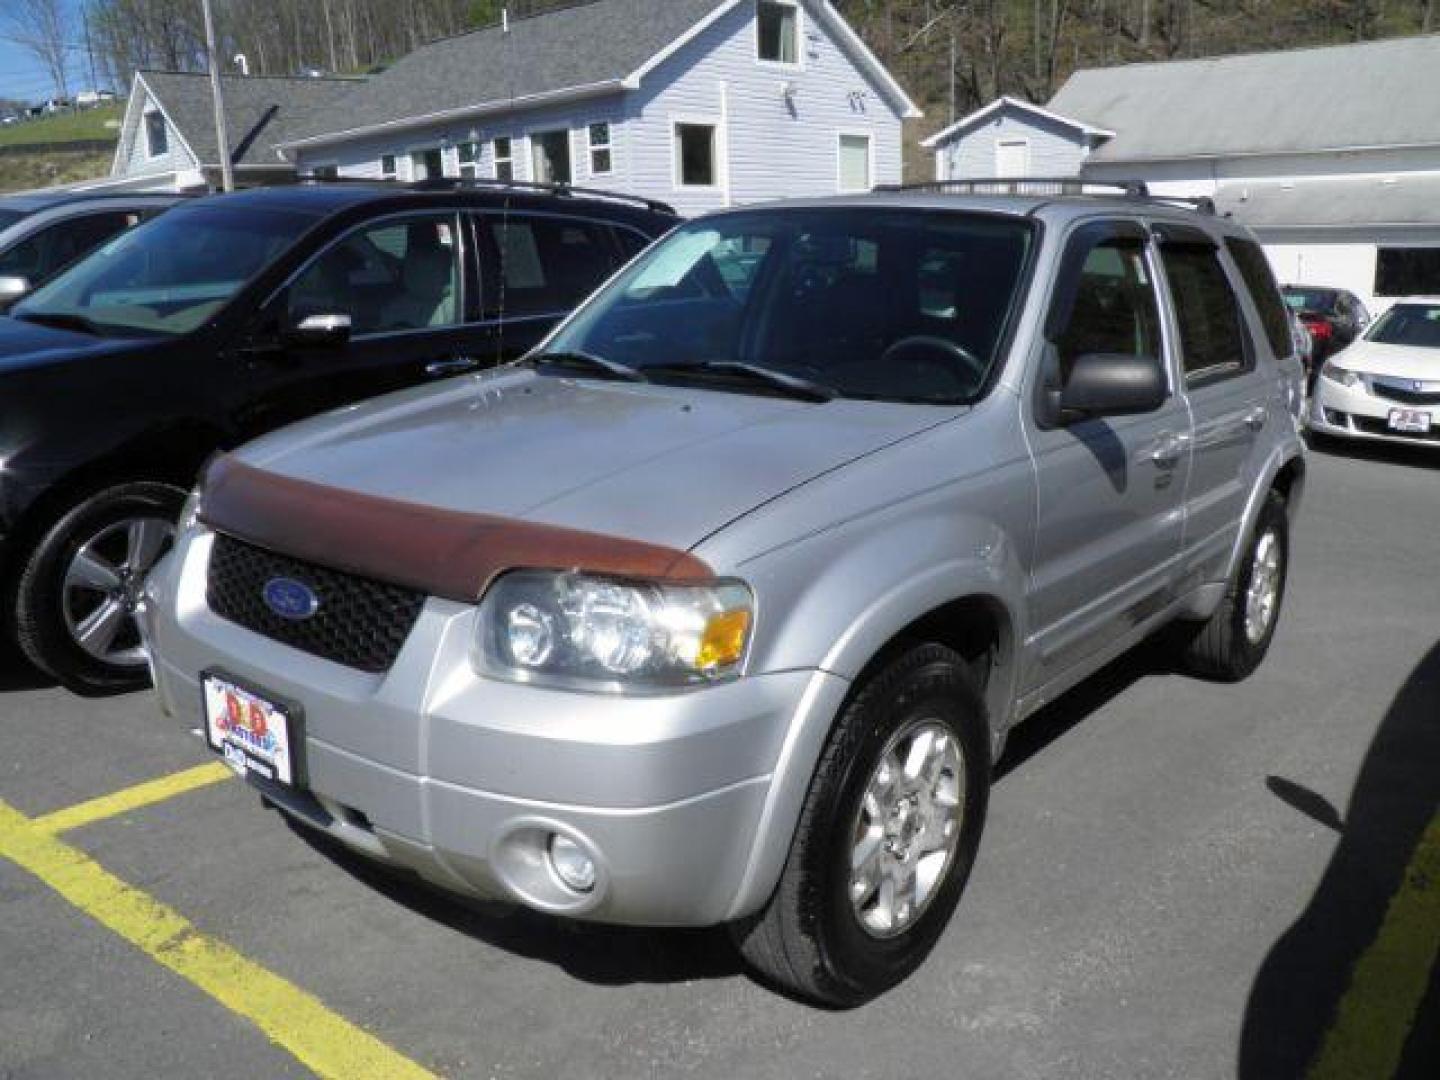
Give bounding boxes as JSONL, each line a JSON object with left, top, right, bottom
{"left": 0, "top": 275, "right": 32, "bottom": 311}
{"left": 1058, "top": 352, "right": 1168, "bottom": 419}
{"left": 284, "top": 312, "right": 351, "bottom": 349}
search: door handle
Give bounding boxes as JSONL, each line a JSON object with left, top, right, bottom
{"left": 425, "top": 356, "right": 480, "bottom": 378}
{"left": 1149, "top": 433, "right": 1186, "bottom": 469}
{"left": 1244, "top": 406, "right": 1268, "bottom": 432}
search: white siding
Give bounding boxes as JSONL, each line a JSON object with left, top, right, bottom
{"left": 936, "top": 108, "right": 1090, "bottom": 182}
{"left": 115, "top": 85, "right": 197, "bottom": 179}
{"left": 630, "top": 0, "right": 904, "bottom": 216}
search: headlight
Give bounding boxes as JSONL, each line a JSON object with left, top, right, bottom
{"left": 475, "top": 571, "right": 754, "bottom": 692}
{"left": 1321, "top": 361, "right": 1363, "bottom": 388}
{"left": 177, "top": 486, "right": 204, "bottom": 531}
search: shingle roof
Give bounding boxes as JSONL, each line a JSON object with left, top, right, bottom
{"left": 284, "top": 0, "right": 724, "bottom": 145}
{"left": 140, "top": 71, "right": 364, "bottom": 165}
{"left": 1049, "top": 34, "right": 1440, "bottom": 162}
{"left": 1216, "top": 175, "right": 1440, "bottom": 229}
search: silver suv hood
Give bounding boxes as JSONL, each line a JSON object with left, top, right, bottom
{"left": 235, "top": 368, "right": 962, "bottom": 552}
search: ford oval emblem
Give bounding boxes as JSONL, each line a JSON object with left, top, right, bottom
{"left": 263, "top": 577, "right": 319, "bottom": 621}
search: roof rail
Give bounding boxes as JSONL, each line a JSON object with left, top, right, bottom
{"left": 406, "top": 176, "right": 676, "bottom": 216}
{"left": 876, "top": 177, "right": 1150, "bottom": 197}
{"left": 875, "top": 177, "right": 1218, "bottom": 215}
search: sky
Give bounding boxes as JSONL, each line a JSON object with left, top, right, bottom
{"left": 0, "top": 1, "right": 105, "bottom": 105}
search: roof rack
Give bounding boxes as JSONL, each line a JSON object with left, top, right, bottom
{"left": 875, "top": 177, "right": 1217, "bottom": 215}
{"left": 406, "top": 176, "right": 676, "bottom": 216}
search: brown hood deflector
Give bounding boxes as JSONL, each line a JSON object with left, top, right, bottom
{"left": 199, "top": 456, "right": 715, "bottom": 602}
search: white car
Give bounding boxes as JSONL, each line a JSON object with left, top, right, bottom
{"left": 1309, "top": 301, "right": 1440, "bottom": 449}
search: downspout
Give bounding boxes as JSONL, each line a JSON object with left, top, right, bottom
{"left": 719, "top": 80, "right": 732, "bottom": 208}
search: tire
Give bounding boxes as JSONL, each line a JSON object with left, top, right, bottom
{"left": 1178, "top": 491, "right": 1289, "bottom": 683}
{"left": 730, "top": 643, "right": 991, "bottom": 1007}
{"left": 14, "top": 481, "right": 185, "bottom": 696}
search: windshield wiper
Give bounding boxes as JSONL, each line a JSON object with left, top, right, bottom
{"left": 528, "top": 350, "right": 648, "bottom": 383}
{"left": 14, "top": 309, "right": 106, "bottom": 337}
{"left": 645, "top": 361, "right": 837, "bottom": 403}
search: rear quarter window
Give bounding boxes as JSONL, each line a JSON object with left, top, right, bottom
{"left": 1224, "top": 237, "right": 1291, "bottom": 360}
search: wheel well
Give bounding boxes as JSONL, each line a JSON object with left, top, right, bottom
{"left": 1271, "top": 456, "right": 1307, "bottom": 520}
{"left": 860, "top": 595, "right": 1013, "bottom": 701}
{"left": 0, "top": 425, "right": 222, "bottom": 588}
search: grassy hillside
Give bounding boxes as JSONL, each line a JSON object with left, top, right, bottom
{"left": 0, "top": 149, "right": 115, "bottom": 194}
{"left": 0, "top": 105, "right": 123, "bottom": 149}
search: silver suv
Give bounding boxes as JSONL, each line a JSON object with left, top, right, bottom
{"left": 144, "top": 187, "right": 1306, "bottom": 1006}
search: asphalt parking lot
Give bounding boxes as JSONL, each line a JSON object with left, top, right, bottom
{"left": 1, "top": 440, "right": 1436, "bottom": 1080}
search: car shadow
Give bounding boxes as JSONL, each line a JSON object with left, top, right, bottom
{"left": 1238, "top": 641, "right": 1440, "bottom": 1078}
{"left": 0, "top": 641, "right": 56, "bottom": 693}
{"left": 281, "top": 814, "right": 744, "bottom": 988}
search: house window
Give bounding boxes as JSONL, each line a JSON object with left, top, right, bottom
{"left": 531, "top": 130, "right": 573, "bottom": 185}
{"left": 675, "top": 122, "right": 718, "bottom": 188}
{"left": 380, "top": 154, "right": 396, "bottom": 179}
{"left": 838, "top": 133, "right": 871, "bottom": 192}
{"left": 493, "top": 137, "right": 514, "bottom": 181}
{"left": 411, "top": 148, "right": 444, "bottom": 182}
{"left": 458, "top": 142, "right": 478, "bottom": 179}
{"left": 1376, "top": 247, "right": 1440, "bottom": 297}
{"left": 144, "top": 111, "right": 167, "bottom": 158}
{"left": 588, "top": 122, "right": 613, "bottom": 176}
{"left": 757, "top": 1, "right": 799, "bottom": 65}
{"left": 995, "top": 138, "right": 1030, "bottom": 177}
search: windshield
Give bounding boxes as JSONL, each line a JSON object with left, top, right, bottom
{"left": 0, "top": 209, "right": 26, "bottom": 232}
{"left": 1365, "top": 303, "right": 1440, "bottom": 349}
{"left": 12, "top": 205, "right": 315, "bottom": 337}
{"left": 543, "top": 208, "right": 1035, "bottom": 404}
{"left": 1282, "top": 287, "right": 1337, "bottom": 314}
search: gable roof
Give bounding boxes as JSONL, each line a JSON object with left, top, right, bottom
{"left": 1049, "top": 33, "right": 1440, "bottom": 163}
{"left": 920, "top": 95, "right": 1111, "bottom": 150}
{"left": 127, "top": 71, "right": 364, "bottom": 168}
{"left": 282, "top": 0, "right": 919, "bottom": 150}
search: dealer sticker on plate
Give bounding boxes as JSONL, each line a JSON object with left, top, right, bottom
{"left": 202, "top": 673, "right": 297, "bottom": 787}
{"left": 1388, "top": 408, "right": 1432, "bottom": 434}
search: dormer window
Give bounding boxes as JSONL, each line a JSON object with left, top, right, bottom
{"left": 144, "top": 111, "right": 168, "bottom": 157}
{"left": 757, "top": 1, "right": 799, "bottom": 65}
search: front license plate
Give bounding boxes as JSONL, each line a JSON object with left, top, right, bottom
{"left": 1388, "top": 408, "right": 1432, "bottom": 433}
{"left": 202, "top": 672, "right": 300, "bottom": 787}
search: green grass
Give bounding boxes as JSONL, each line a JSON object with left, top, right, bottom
{"left": 0, "top": 149, "right": 114, "bottom": 194}
{"left": 0, "top": 104, "right": 123, "bottom": 148}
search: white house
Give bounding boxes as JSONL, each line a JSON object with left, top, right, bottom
{"left": 922, "top": 96, "right": 1111, "bottom": 183}
{"left": 279, "top": 0, "right": 921, "bottom": 216}
{"left": 926, "top": 35, "right": 1440, "bottom": 312}
{"left": 108, "top": 71, "right": 363, "bottom": 192}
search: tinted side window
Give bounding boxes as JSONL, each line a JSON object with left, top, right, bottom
{"left": 0, "top": 211, "right": 139, "bottom": 282}
{"left": 1161, "top": 243, "right": 1249, "bottom": 381}
{"left": 483, "top": 215, "right": 617, "bottom": 318}
{"left": 1224, "top": 237, "right": 1291, "bottom": 359}
{"left": 284, "top": 215, "right": 460, "bottom": 336}
{"left": 1054, "top": 239, "right": 1161, "bottom": 382}
{"left": 613, "top": 227, "right": 653, "bottom": 263}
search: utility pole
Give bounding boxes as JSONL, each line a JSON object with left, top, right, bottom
{"left": 82, "top": 5, "right": 97, "bottom": 94}
{"left": 201, "top": 0, "right": 234, "bottom": 192}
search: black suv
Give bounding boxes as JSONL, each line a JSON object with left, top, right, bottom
{"left": 0, "top": 180, "right": 677, "bottom": 693}
{"left": 0, "top": 190, "right": 184, "bottom": 310}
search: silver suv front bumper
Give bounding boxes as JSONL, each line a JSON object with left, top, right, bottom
{"left": 143, "top": 529, "right": 849, "bottom": 927}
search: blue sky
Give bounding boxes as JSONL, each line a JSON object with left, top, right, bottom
{"left": 0, "top": 1, "right": 102, "bottom": 104}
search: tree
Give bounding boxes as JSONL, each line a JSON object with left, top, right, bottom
{"left": 2, "top": 0, "right": 74, "bottom": 100}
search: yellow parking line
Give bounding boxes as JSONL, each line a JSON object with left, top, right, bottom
{"left": 32, "top": 762, "right": 234, "bottom": 836}
{"left": 1309, "top": 810, "right": 1440, "bottom": 1080}
{"left": 0, "top": 799, "right": 437, "bottom": 1080}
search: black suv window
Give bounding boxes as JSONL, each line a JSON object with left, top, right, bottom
{"left": 1054, "top": 238, "right": 1161, "bottom": 382}
{"left": 1161, "top": 242, "right": 1249, "bottom": 382}
{"left": 0, "top": 211, "right": 141, "bottom": 283}
{"left": 284, "top": 215, "right": 461, "bottom": 336}
{"left": 480, "top": 214, "right": 618, "bottom": 319}
{"left": 1224, "top": 237, "right": 1291, "bottom": 360}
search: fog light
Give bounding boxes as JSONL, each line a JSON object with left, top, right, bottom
{"left": 548, "top": 834, "right": 596, "bottom": 893}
